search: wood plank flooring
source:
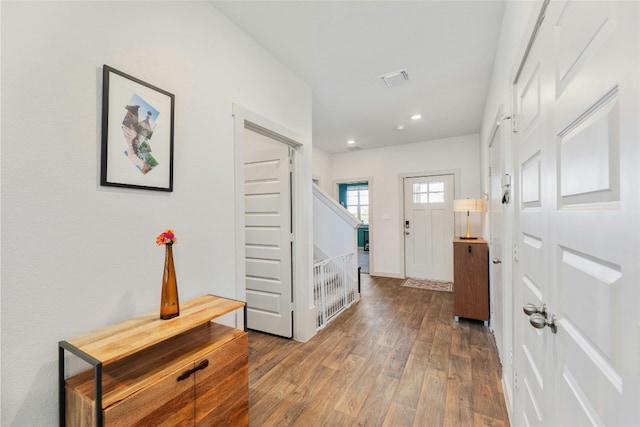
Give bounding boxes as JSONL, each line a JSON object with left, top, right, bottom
{"left": 248, "top": 275, "right": 510, "bottom": 426}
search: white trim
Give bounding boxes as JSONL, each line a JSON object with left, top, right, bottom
{"left": 368, "top": 271, "right": 404, "bottom": 279}
{"left": 488, "top": 106, "right": 505, "bottom": 149}
{"left": 332, "top": 176, "right": 375, "bottom": 277}
{"left": 313, "top": 184, "right": 361, "bottom": 228}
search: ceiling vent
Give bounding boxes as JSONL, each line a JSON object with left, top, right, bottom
{"left": 379, "top": 69, "right": 409, "bottom": 87}
{"left": 345, "top": 145, "right": 363, "bottom": 151}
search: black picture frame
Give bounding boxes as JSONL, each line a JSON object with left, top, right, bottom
{"left": 101, "top": 65, "right": 174, "bottom": 192}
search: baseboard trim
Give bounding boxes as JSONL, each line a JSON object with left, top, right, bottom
{"left": 368, "top": 271, "right": 404, "bottom": 279}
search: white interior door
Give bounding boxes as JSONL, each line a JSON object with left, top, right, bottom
{"left": 244, "top": 129, "right": 293, "bottom": 338}
{"left": 513, "top": 1, "right": 639, "bottom": 425}
{"left": 489, "top": 121, "right": 509, "bottom": 379}
{"left": 404, "top": 174, "right": 454, "bottom": 281}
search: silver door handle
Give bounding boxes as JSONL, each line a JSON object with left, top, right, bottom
{"left": 523, "top": 303, "right": 557, "bottom": 333}
{"left": 523, "top": 303, "right": 546, "bottom": 316}
{"left": 492, "top": 258, "right": 502, "bottom": 264}
{"left": 529, "top": 313, "right": 557, "bottom": 333}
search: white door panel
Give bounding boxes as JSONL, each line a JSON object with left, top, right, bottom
{"left": 245, "top": 180, "right": 281, "bottom": 195}
{"left": 245, "top": 214, "right": 282, "bottom": 228}
{"left": 489, "top": 117, "right": 508, "bottom": 391}
{"left": 245, "top": 193, "right": 281, "bottom": 213}
{"left": 245, "top": 245, "right": 281, "bottom": 261}
{"left": 245, "top": 277, "right": 282, "bottom": 294}
{"left": 244, "top": 129, "right": 293, "bottom": 338}
{"left": 245, "top": 258, "right": 281, "bottom": 280}
{"left": 513, "top": 1, "right": 638, "bottom": 426}
{"left": 245, "top": 227, "right": 281, "bottom": 247}
{"left": 244, "top": 160, "right": 281, "bottom": 181}
{"left": 246, "top": 291, "right": 282, "bottom": 315}
{"left": 404, "top": 174, "right": 454, "bottom": 281}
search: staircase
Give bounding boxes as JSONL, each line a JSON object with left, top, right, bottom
{"left": 313, "top": 184, "right": 361, "bottom": 330}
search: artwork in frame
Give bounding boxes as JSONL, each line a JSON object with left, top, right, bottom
{"left": 101, "top": 65, "right": 175, "bottom": 192}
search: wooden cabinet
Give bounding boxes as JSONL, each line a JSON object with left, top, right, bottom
{"left": 59, "top": 295, "right": 248, "bottom": 426}
{"left": 453, "top": 238, "right": 489, "bottom": 324}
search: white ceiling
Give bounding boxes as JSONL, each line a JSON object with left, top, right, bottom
{"left": 211, "top": 1, "right": 506, "bottom": 154}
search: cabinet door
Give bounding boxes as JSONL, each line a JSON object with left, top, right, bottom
{"left": 103, "top": 360, "right": 194, "bottom": 426}
{"left": 454, "top": 242, "right": 489, "bottom": 320}
{"left": 195, "top": 333, "right": 249, "bottom": 426}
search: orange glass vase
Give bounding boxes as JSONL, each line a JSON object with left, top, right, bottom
{"left": 160, "top": 243, "right": 180, "bottom": 319}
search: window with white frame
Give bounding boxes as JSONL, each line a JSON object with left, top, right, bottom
{"left": 412, "top": 181, "right": 445, "bottom": 204}
{"left": 346, "top": 185, "right": 369, "bottom": 224}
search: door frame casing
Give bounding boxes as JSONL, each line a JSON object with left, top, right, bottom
{"left": 232, "top": 104, "right": 316, "bottom": 342}
{"left": 487, "top": 104, "right": 516, "bottom": 414}
{"left": 398, "top": 168, "right": 461, "bottom": 279}
{"left": 332, "top": 176, "right": 374, "bottom": 275}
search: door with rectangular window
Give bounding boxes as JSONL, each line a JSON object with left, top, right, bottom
{"left": 403, "top": 174, "right": 454, "bottom": 281}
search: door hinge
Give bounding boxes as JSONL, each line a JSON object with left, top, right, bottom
{"left": 289, "top": 233, "right": 294, "bottom": 242}
{"left": 288, "top": 148, "right": 294, "bottom": 171}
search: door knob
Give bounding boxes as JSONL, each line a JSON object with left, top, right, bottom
{"left": 492, "top": 258, "right": 502, "bottom": 264}
{"left": 523, "top": 303, "right": 546, "bottom": 316}
{"left": 405, "top": 231, "right": 410, "bottom": 235}
{"left": 529, "top": 313, "right": 557, "bottom": 333}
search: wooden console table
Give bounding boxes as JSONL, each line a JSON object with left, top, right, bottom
{"left": 453, "top": 238, "right": 489, "bottom": 325}
{"left": 59, "top": 295, "right": 247, "bottom": 426}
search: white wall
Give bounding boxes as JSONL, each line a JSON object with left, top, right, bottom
{"left": 1, "top": 2, "right": 311, "bottom": 425}
{"left": 313, "top": 186, "right": 360, "bottom": 260}
{"left": 312, "top": 146, "right": 333, "bottom": 193}
{"left": 330, "top": 134, "right": 481, "bottom": 277}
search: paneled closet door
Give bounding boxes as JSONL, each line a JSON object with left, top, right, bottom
{"left": 513, "top": 1, "right": 639, "bottom": 425}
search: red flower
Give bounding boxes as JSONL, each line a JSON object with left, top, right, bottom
{"left": 156, "top": 229, "right": 177, "bottom": 245}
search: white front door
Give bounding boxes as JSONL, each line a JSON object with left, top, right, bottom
{"left": 514, "top": 1, "right": 639, "bottom": 425}
{"left": 244, "top": 129, "right": 293, "bottom": 338}
{"left": 403, "top": 174, "right": 454, "bottom": 281}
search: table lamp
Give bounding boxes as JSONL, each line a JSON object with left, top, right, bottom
{"left": 453, "top": 198, "right": 485, "bottom": 239}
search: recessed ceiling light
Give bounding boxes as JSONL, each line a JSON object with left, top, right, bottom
{"left": 347, "top": 139, "right": 356, "bottom": 145}
{"left": 411, "top": 114, "right": 422, "bottom": 120}
{"left": 396, "top": 125, "right": 405, "bottom": 131}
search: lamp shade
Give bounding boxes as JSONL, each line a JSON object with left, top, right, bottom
{"left": 453, "top": 198, "right": 485, "bottom": 212}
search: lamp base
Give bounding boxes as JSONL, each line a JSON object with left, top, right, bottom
{"left": 458, "top": 236, "right": 478, "bottom": 240}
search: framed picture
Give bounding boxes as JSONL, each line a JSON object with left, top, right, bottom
{"left": 101, "top": 65, "right": 175, "bottom": 191}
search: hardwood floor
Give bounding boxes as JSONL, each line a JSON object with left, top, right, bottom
{"left": 248, "top": 275, "right": 510, "bottom": 426}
